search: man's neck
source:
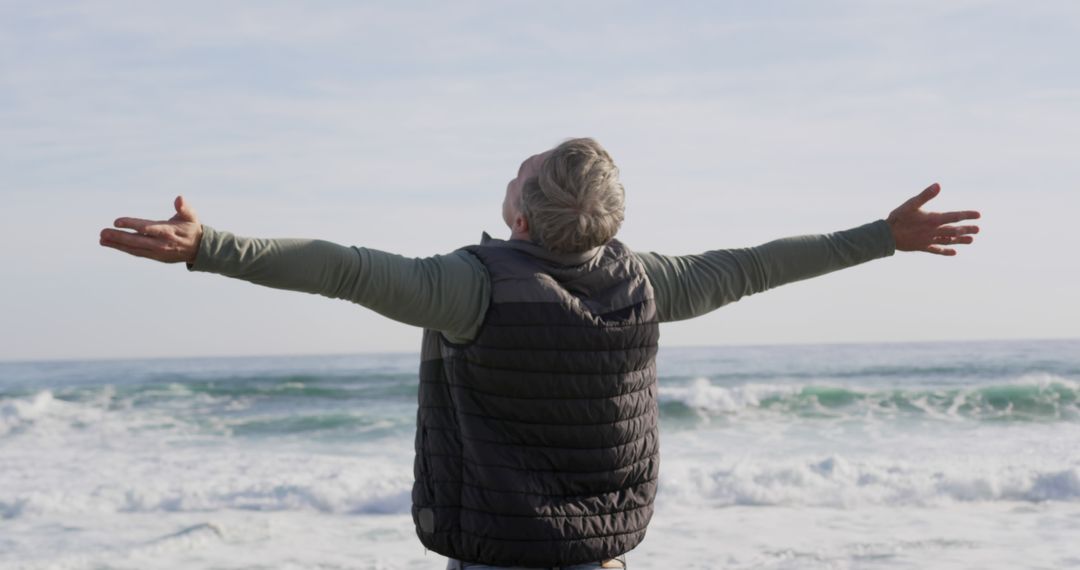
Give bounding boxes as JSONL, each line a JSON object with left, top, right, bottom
{"left": 482, "top": 232, "right": 604, "bottom": 267}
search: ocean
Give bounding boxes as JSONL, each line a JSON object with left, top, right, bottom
{"left": 2, "top": 339, "right": 1078, "bottom": 569}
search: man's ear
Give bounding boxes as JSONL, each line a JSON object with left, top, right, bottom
{"left": 514, "top": 214, "right": 529, "bottom": 235}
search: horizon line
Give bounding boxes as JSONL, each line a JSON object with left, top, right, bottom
{"left": 2, "top": 336, "right": 1076, "bottom": 366}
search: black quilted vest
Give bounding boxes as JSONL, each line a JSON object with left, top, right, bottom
{"left": 411, "top": 233, "right": 660, "bottom": 568}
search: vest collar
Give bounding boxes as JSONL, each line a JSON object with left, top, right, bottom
{"left": 479, "top": 232, "right": 603, "bottom": 267}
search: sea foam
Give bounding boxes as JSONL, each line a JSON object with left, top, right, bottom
{"left": 658, "top": 454, "right": 1080, "bottom": 509}
{"left": 657, "top": 374, "right": 1080, "bottom": 422}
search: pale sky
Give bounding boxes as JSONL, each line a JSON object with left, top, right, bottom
{"left": 2, "top": 1, "right": 1078, "bottom": 361}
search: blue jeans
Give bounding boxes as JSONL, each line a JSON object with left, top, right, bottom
{"left": 445, "top": 554, "right": 627, "bottom": 569}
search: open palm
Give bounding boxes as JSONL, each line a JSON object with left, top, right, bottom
{"left": 99, "top": 196, "right": 203, "bottom": 264}
{"left": 886, "top": 183, "right": 980, "bottom": 256}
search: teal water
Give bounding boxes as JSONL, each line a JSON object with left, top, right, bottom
{"left": 2, "top": 340, "right": 1077, "bottom": 443}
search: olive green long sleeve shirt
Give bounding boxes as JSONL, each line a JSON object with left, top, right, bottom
{"left": 189, "top": 220, "right": 896, "bottom": 343}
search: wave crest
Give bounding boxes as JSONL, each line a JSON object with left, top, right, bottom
{"left": 658, "top": 374, "right": 1080, "bottom": 422}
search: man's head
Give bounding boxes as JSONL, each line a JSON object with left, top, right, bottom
{"left": 502, "top": 138, "right": 625, "bottom": 253}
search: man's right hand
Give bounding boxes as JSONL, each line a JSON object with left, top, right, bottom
{"left": 100, "top": 196, "right": 203, "bottom": 264}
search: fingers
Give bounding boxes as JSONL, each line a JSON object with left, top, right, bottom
{"left": 140, "top": 224, "right": 171, "bottom": 238}
{"left": 100, "top": 228, "right": 181, "bottom": 262}
{"left": 100, "top": 228, "right": 162, "bottom": 250}
{"left": 113, "top": 217, "right": 158, "bottom": 233}
{"left": 102, "top": 197, "right": 197, "bottom": 263}
{"left": 113, "top": 220, "right": 173, "bottom": 240}
{"left": 100, "top": 239, "right": 161, "bottom": 260}
{"left": 901, "top": 183, "right": 941, "bottom": 212}
{"left": 931, "top": 210, "right": 981, "bottom": 224}
{"left": 932, "top": 235, "right": 974, "bottom": 245}
{"left": 110, "top": 208, "right": 178, "bottom": 241}
{"left": 927, "top": 225, "right": 977, "bottom": 254}
{"left": 889, "top": 184, "right": 981, "bottom": 257}
{"left": 174, "top": 195, "right": 198, "bottom": 222}
{"left": 924, "top": 245, "right": 957, "bottom": 256}
{"left": 936, "top": 224, "right": 980, "bottom": 237}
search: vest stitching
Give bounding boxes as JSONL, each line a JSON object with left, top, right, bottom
{"left": 424, "top": 362, "right": 655, "bottom": 381}
{"left": 418, "top": 405, "right": 653, "bottom": 427}
{"left": 466, "top": 344, "right": 657, "bottom": 353}
{"left": 422, "top": 424, "right": 655, "bottom": 451}
{"left": 420, "top": 426, "right": 434, "bottom": 504}
{"left": 424, "top": 475, "right": 658, "bottom": 498}
{"left": 423, "top": 450, "right": 659, "bottom": 475}
{"left": 423, "top": 526, "right": 648, "bottom": 542}
{"left": 423, "top": 503, "right": 652, "bottom": 518}
{"left": 444, "top": 344, "right": 468, "bottom": 545}
{"left": 484, "top": 298, "right": 654, "bottom": 317}
{"left": 442, "top": 358, "right": 655, "bottom": 376}
{"left": 419, "top": 379, "right": 653, "bottom": 401}
{"left": 481, "top": 321, "right": 655, "bottom": 329}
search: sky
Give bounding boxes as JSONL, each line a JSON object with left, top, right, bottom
{"left": 1, "top": 0, "right": 1078, "bottom": 361}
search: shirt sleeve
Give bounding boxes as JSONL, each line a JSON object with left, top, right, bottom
{"left": 634, "top": 219, "right": 896, "bottom": 323}
{"left": 188, "top": 225, "right": 490, "bottom": 343}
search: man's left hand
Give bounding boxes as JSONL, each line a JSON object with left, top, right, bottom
{"left": 886, "top": 183, "right": 980, "bottom": 256}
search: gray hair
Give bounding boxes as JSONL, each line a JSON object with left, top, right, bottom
{"left": 520, "top": 138, "right": 626, "bottom": 253}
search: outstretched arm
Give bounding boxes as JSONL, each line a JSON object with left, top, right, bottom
{"left": 637, "top": 183, "right": 980, "bottom": 322}
{"left": 99, "top": 197, "right": 489, "bottom": 343}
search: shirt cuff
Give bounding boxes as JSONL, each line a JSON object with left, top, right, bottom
{"left": 869, "top": 218, "right": 897, "bottom": 257}
{"left": 186, "top": 224, "right": 219, "bottom": 273}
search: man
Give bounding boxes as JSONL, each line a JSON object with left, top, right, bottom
{"left": 100, "top": 138, "right": 980, "bottom": 570}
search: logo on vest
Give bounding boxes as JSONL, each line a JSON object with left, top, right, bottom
{"left": 418, "top": 507, "right": 435, "bottom": 533}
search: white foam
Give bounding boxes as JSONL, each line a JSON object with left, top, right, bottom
{"left": 0, "top": 388, "right": 169, "bottom": 445}
{"left": 656, "top": 374, "right": 1080, "bottom": 423}
{"left": 1, "top": 444, "right": 414, "bottom": 519}
{"left": 5, "top": 440, "right": 1077, "bottom": 525}
{"left": 1010, "top": 372, "right": 1080, "bottom": 389}
{"left": 659, "top": 377, "right": 801, "bottom": 414}
{"left": 637, "top": 502, "right": 1080, "bottom": 570}
{"left": 657, "top": 454, "right": 1080, "bottom": 509}
{"left": 0, "top": 391, "right": 59, "bottom": 437}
